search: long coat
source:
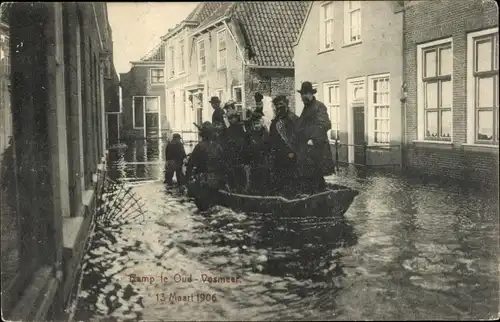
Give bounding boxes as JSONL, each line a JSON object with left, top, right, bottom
{"left": 294, "top": 99, "right": 336, "bottom": 178}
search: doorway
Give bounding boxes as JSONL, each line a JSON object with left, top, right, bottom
{"left": 353, "top": 104, "right": 365, "bottom": 165}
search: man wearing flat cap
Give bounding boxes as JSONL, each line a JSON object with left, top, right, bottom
{"left": 295, "top": 81, "right": 336, "bottom": 194}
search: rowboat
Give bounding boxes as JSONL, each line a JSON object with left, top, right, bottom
{"left": 189, "top": 183, "right": 359, "bottom": 217}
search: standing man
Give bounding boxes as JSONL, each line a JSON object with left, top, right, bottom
{"left": 295, "top": 82, "right": 336, "bottom": 194}
{"left": 210, "top": 96, "right": 225, "bottom": 140}
{"left": 164, "top": 133, "right": 187, "bottom": 186}
{"left": 268, "top": 95, "right": 299, "bottom": 197}
{"left": 223, "top": 109, "right": 248, "bottom": 192}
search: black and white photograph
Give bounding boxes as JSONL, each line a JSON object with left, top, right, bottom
{"left": 0, "top": 1, "right": 499, "bottom": 321}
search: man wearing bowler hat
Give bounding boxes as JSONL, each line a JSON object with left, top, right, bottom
{"left": 295, "top": 81, "right": 336, "bottom": 194}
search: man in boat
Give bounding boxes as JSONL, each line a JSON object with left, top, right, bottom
{"left": 268, "top": 94, "right": 300, "bottom": 197}
{"left": 295, "top": 81, "right": 336, "bottom": 194}
{"left": 185, "top": 122, "right": 225, "bottom": 208}
{"left": 210, "top": 96, "right": 226, "bottom": 141}
{"left": 222, "top": 109, "right": 249, "bottom": 192}
{"left": 164, "top": 133, "right": 187, "bottom": 186}
{"left": 247, "top": 116, "right": 270, "bottom": 194}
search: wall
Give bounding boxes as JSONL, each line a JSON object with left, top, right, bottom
{"left": 294, "top": 1, "right": 404, "bottom": 166}
{"left": 404, "top": 0, "right": 499, "bottom": 186}
{"left": 120, "top": 63, "right": 166, "bottom": 139}
{"left": 2, "top": 2, "right": 113, "bottom": 319}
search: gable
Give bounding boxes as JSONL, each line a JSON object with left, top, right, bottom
{"left": 293, "top": 1, "right": 314, "bottom": 47}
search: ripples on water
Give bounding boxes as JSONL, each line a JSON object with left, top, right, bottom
{"left": 73, "top": 139, "right": 499, "bottom": 321}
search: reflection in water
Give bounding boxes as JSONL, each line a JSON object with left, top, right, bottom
{"left": 83, "top": 140, "right": 500, "bottom": 321}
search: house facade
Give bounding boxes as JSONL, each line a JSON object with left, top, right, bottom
{"left": 294, "top": 1, "right": 404, "bottom": 167}
{"left": 1, "top": 3, "right": 117, "bottom": 319}
{"left": 120, "top": 43, "right": 167, "bottom": 139}
{"left": 403, "top": 0, "right": 499, "bottom": 186}
{"left": 162, "top": 1, "right": 308, "bottom": 145}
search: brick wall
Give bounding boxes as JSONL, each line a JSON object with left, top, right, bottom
{"left": 120, "top": 63, "right": 167, "bottom": 138}
{"left": 243, "top": 67, "right": 295, "bottom": 112}
{"left": 404, "top": 0, "right": 499, "bottom": 186}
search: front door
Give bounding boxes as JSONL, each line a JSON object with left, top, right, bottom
{"left": 353, "top": 104, "right": 365, "bottom": 165}
{"left": 107, "top": 114, "right": 119, "bottom": 146}
{"left": 145, "top": 112, "right": 159, "bottom": 138}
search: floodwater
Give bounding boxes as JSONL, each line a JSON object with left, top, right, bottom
{"left": 72, "top": 138, "right": 499, "bottom": 321}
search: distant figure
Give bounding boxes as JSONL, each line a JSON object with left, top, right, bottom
{"left": 186, "top": 122, "right": 225, "bottom": 210}
{"left": 164, "top": 133, "right": 187, "bottom": 186}
{"left": 210, "top": 96, "right": 226, "bottom": 140}
{"left": 295, "top": 81, "right": 336, "bottom": 194}
{"left": 269, "top": 95, "right": 299, "bottom": 197}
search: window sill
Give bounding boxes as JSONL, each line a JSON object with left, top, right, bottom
{"left": 342, "top": 40, "right": 362, "bottom": 48}
{"left": 369, "top": 144, "right": 393, "bottom": 150}
{"left": 318, "top": 47, "right": 335, "bottom": 55}
{"left": 150, "top": 83, "right": 164, "bottom": 86}
{"left": 217, "top": 67, "right": 227, "bottom": 71}
{"left": 412, "top": 140, "right": 453, "bottom": 149}
{"left": 462, "top": 143, "right": 499, "bottom": 153}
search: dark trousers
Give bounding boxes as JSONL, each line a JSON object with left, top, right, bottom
{"left": 164, "top": 160, "right": 184, "bottom": 185}
{"left": 298, "top": 175, "right": 326, "bottom": 194}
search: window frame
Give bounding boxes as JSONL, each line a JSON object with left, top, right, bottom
{"left": 197, "top": 39, "right": 206, "bottom": 75}
{"left": 149, "top": 68, "right": 164, "bottom": 85}
{"left": 232, "top": 86, "right": 243, "bottom": 113}
{"left": 319, "top": 1, "right": 335, "bottom": 51}
{"left": 368, "top": 74, "right": 391, "bottom": 145}
{"left": 466, "top": 28, "right": 499, "bottom": 146}
{"left": 169, "top": 46, "right": 175, "bottom": 77}
{"left": 416, "top": 38, "right": 453, "bottom": 142}
{"left": 217, "top": 29, "right": 227, "bottom": 69}
{"left": 132, "top": 96, "right": 160, "bottom": 130}
{"left": 323, "top": 81, "right": 340, "bottom": 143}
{"left": 178, "top": 39, "right": 185, "bottom": 74}
{"left": 344, "top": 1, "right": 362, "bottom": 45}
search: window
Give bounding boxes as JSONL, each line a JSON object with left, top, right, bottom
{"left": 181, "top": 90, "right": 186, "bottom": 122}
{"left": 171, "top": 91, "right": 176, "bottom": 126}
{"left": 145, "top": 97, "right": 159, "bottom": 112}
{"left": 169, "top": 46, "right": 175, "bottom": 77}
{"left": 214, "top": 89, "right": 224, "bottom": 101}
{"left": 233, "top": 86, "right": 243, "bottom": 112}
{"left": 133, "top": 96, "right": 144, "bottom": 128}
{"left": 467, "top": 29, "right": 498, "bottom": 144}
{"left": 370, "top": 76, "right": 390, "bottom": 144}
{"left": 217, "top": 29, "right": 227, "bottom": 69}
{"left": 150, "top": 68, "right": 164, "bottom": 85}
{"left": 417, "top": 40, "right": 452, "bottom": 141}
{"left": 344, "top": 1, "right": 361, "bottom": 44}
{"left": 197, "top": 40, "right": 206, "bottom": 74}
{"left": 319, "top": 2, "right": 334, "bottom": 50}
{"left": 179, "top": 39, "right": 185, "bottom": 73}
{"left": 324, "top": 82, "right": 340, "bottom": 141}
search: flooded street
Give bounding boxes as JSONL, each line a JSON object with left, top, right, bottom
{"left": 73, "top": 139, "right": 499, "bottom": 321}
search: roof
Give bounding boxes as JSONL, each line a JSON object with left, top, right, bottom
{"left": 195, "top": 2, "right": 235, "bottom": 30}
{"left": 140, "top": 42, "right": 165, "bottom": 62}
{"left": 232, "top": 1, "right": 309, "bottom": 67}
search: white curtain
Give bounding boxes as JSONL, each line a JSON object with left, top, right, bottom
{"left": 261, "top": 96, "right": 274, "bottom": 130}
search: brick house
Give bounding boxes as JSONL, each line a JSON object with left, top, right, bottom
{"left": 294, "top": 1, "right": 405, "bottom": 167}
{"left": 403, "top": 0, "right": 499, "bottom": 186}
{"left": 120, "top": 43, "right": 167, "bottom": 139}
{"left": 162, "top": 1, "right": 308, "bottom": 145}
{"left": 1, "top": 3, "right": 117, "bottom": 319}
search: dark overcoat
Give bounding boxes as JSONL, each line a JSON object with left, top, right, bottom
{"left": 294, "top": 98, "right": 336, "bottom": 178}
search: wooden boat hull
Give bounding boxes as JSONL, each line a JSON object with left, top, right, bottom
{"left": 190, "top": 183, "right": 359, "bottom": 217}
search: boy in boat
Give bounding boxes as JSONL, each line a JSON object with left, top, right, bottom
{"left": 185, "top": 122, "right": 225, "bottom": 209}
{"left": 295, "top": 81, "right": 336, "bottom": 194}
{"left": 221, "top": 109, "right": 249, "bottom": 192}
{"left": 268, "top": 95, "right": 299, "bottom": 197}
{"left": 247, "top": 116, "right": 270, "bottom": 194}
{"left": 164, "top": 133, "right": 187, "bottom": 186}
{"left": 210, "top": 96, "right": 226, "bottom": 141}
